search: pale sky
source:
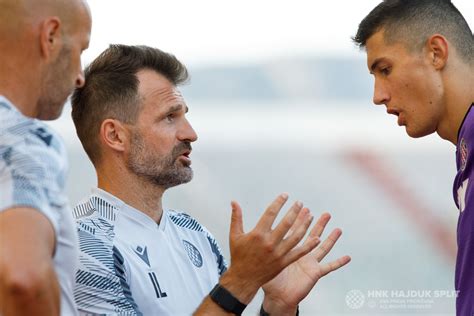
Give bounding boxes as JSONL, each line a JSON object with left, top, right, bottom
{"left": 84, "top": 0, "right": 474, "bottom": 67}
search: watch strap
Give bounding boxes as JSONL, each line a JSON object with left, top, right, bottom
{"left": 209, "top": 283, "right": 247, "bottom": 315}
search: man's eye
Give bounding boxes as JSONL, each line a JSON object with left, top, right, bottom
{"left": 166, "top": 114, "right": 174, "bottom": 122}
{"left": 380, "top": 67, "right": 391, "bottom": 76}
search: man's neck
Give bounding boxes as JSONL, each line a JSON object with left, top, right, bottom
{"left": 0, "top": 55, "right": 41, "bottom": 118}
{"left": 0, "top": 88, "right": 39, "bottom": 118}
{"left": 436, "top": 63, "right": 474, "bottom": 145}
{"left": 97, "top": 166, "right": 165, "bottom": 224}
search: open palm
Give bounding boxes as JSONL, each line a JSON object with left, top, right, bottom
{"left": 262, "top": 212, "right": 351, "bottom": 311}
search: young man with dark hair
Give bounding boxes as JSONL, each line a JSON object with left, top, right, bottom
{"left": 0, "top": 0, "right": 91, "bottom": 315}
{"left": 71, "top": 44, "right": 350, "bottom": 315}
{"left": 354, "top": 0, "right": 473, "bottom": 314}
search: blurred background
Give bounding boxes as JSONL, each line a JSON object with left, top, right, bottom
{"left": 47, "top": 1, "right": 473, "bottom": 315}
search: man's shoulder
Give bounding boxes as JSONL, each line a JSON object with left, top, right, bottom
{"left": 459, "top": 104, "right": 474, "bottom": 142}
{"left": 0, "top": 106, "right": 66, "bottom": 189}
{"left": 73, "top": 194, "right": 119, "bottom": 243}
{"left": 165, "top": 210, "right": 222, "bottom": 250}
{"left": 166, "top": 209, "right": 208, "bottom": 233}
{"left": 0, "top": 101, "right": 64, "bottom": 155}
{"left": 74, "top": 195, "right": 117, "bottom": 219}
{"left": 74, "top": 195, "right": 139, "bottom": 315}
{"left": 0, "top": 101, "right": 68, "bottom": 216}
{"left": 0, "top": 123, "right": 65, "bottom": 166}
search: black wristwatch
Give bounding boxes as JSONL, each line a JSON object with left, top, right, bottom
{"left": 209, "top": 283, "right": 247, "bottom": 315}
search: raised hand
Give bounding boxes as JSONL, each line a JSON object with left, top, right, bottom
{"left": 261, "top": 212, "right": 351, "bottom": 315}
{"left": 219, "top": 194, "right": 321, "bottom": 304}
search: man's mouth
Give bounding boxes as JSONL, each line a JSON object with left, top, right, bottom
{"left": 387, "top": 108, "right": 400, "bottom": 117}
{"left": 177, "top": 150, "right": 192, "bottom": 165}
{"left": 173, "top": 142, "right": 193, "bottom": 165}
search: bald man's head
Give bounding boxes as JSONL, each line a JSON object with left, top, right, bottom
{"left": 0, "top": 0, "right": 91, "bottom": 119}
{"left": 0, "top": 0, "right": 89, "bottom": 39}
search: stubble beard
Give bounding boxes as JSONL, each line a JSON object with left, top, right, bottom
{"left": 127, "top": 131, "right": 194, "bottom": 189}
{"left": 37, "top": 44, "right": 74, "bottom": 120}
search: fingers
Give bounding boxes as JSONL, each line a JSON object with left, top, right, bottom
{"left": 319, "top": 255, "right": 351, "bottom": 277}
{"left": 255, "top": 193, "right": 289, "bottom": 231}
{"left": 310, "top": 212, "right": 331, "bottom": 238}
{"left": 314, "top": 228, "right": 342, "bottom": 262}
{"left": 229, "top": 201, "right": 244, "bottom": 239}
{"left": 278, "top": 207, "right": 315, "bottom": 252}
{"left": 283, "top": 231, "right": 321, "bottom": 266}
{"left": 272, "top": 201, "right": 305, "bottom": 241}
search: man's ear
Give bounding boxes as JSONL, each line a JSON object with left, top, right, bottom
{"left": 100, "top": 119, "right": 130, "bottom": 154}
{"left": 426, "top": 34, "right": 449, "bottom": 70}
{"left": 39, "top": 17, "right": 62, "bottom": 60}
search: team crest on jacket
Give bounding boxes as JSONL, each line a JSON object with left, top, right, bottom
{"left": 182, "top": 240, "right": 203, "bottom": 267}
{"left": 460, "top": 138, "right": 468, "bottom": 171}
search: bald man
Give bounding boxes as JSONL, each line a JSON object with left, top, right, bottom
{"left": 0, "top": 0, "right": 91, "bottom": 315}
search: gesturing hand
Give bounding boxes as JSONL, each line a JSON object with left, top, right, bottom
{"left": 261, "top": 212, "right": 351, "bottom": 315}
{"left": 219, "top": 194, "right": 321, "bottom": 304}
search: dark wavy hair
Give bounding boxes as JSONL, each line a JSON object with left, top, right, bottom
{"left": 71, "top": 44, "right": 189, "bottom": 164}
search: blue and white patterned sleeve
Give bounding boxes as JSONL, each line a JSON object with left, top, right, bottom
{"left": 203, "top": 228, "right": 228, "bottom": 276}
{"left": 73, "top": 200, "right": 143, "bottom": 316}
{"left": 0, "top": 108, "right": 69, "bottom": 235}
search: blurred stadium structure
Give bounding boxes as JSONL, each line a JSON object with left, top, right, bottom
{"left": 50, "top": 56, "right": 458, "bottom": 315}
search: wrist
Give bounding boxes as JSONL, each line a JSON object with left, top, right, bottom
{"left": 262, "top": 296, "right": 298, "bottom": 316}
{"left": 209, "top": 283, "right": 247, "bottom": 315}
{"left": 260, "top": 304, "right": 299, "bottom": 316}
{"left": 219, "top": 268, "right": 260, "bottom": 304}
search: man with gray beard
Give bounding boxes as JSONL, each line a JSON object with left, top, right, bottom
{"left": 71, "top": 44, "right": 350, "bottom": 315}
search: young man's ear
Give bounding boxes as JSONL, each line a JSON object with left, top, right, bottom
{"left": 39, "top": 17, "right": 62, "bottom": 60}
{"left": 426, "top": 34, "right": 449, "bottom": 70}
{"left": 100, "top": 119, "right": 130, "bottom": 154}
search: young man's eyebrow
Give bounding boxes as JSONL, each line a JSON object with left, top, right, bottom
{"left": 370, "top": 58, "right": 385, "bottom": 73}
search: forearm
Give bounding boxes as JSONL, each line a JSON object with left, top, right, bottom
{"left": 194, "top": 296, "right": 235, "bottom": 316}
{"left": 194, "top": 268, "right": 260, "bottom": 315}
{"left": 0, "top": 208, "right": 60, "bottom": 316}
{"left": 218, "top": 268, "right": 260, "bottom": 304}
{"left": 0, "top": 264, "right": 60, "bottom": 316}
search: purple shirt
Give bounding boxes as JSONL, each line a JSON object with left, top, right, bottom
{"left": 453, "top": 103, "right": 474, "bottom": 316}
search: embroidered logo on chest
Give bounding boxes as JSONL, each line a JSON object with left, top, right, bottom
{"left": 460, "top": 138, "right": 468, "bottom": 171}
{"left": 182, "top": 240, "right": 203, "bottom": 268}
{"left": 134, "top": 245, "right": 151, "bottom": 267}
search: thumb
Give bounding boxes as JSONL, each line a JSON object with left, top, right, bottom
{"left": 229, "top": 200, "right": 244, "bottom": 240}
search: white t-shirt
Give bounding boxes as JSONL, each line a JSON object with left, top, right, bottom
{"left": 73, "top": 188, "right": 227, "bottom": 316}
{"left": 0, "top": 96, "right": 78, "bottom": 316}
